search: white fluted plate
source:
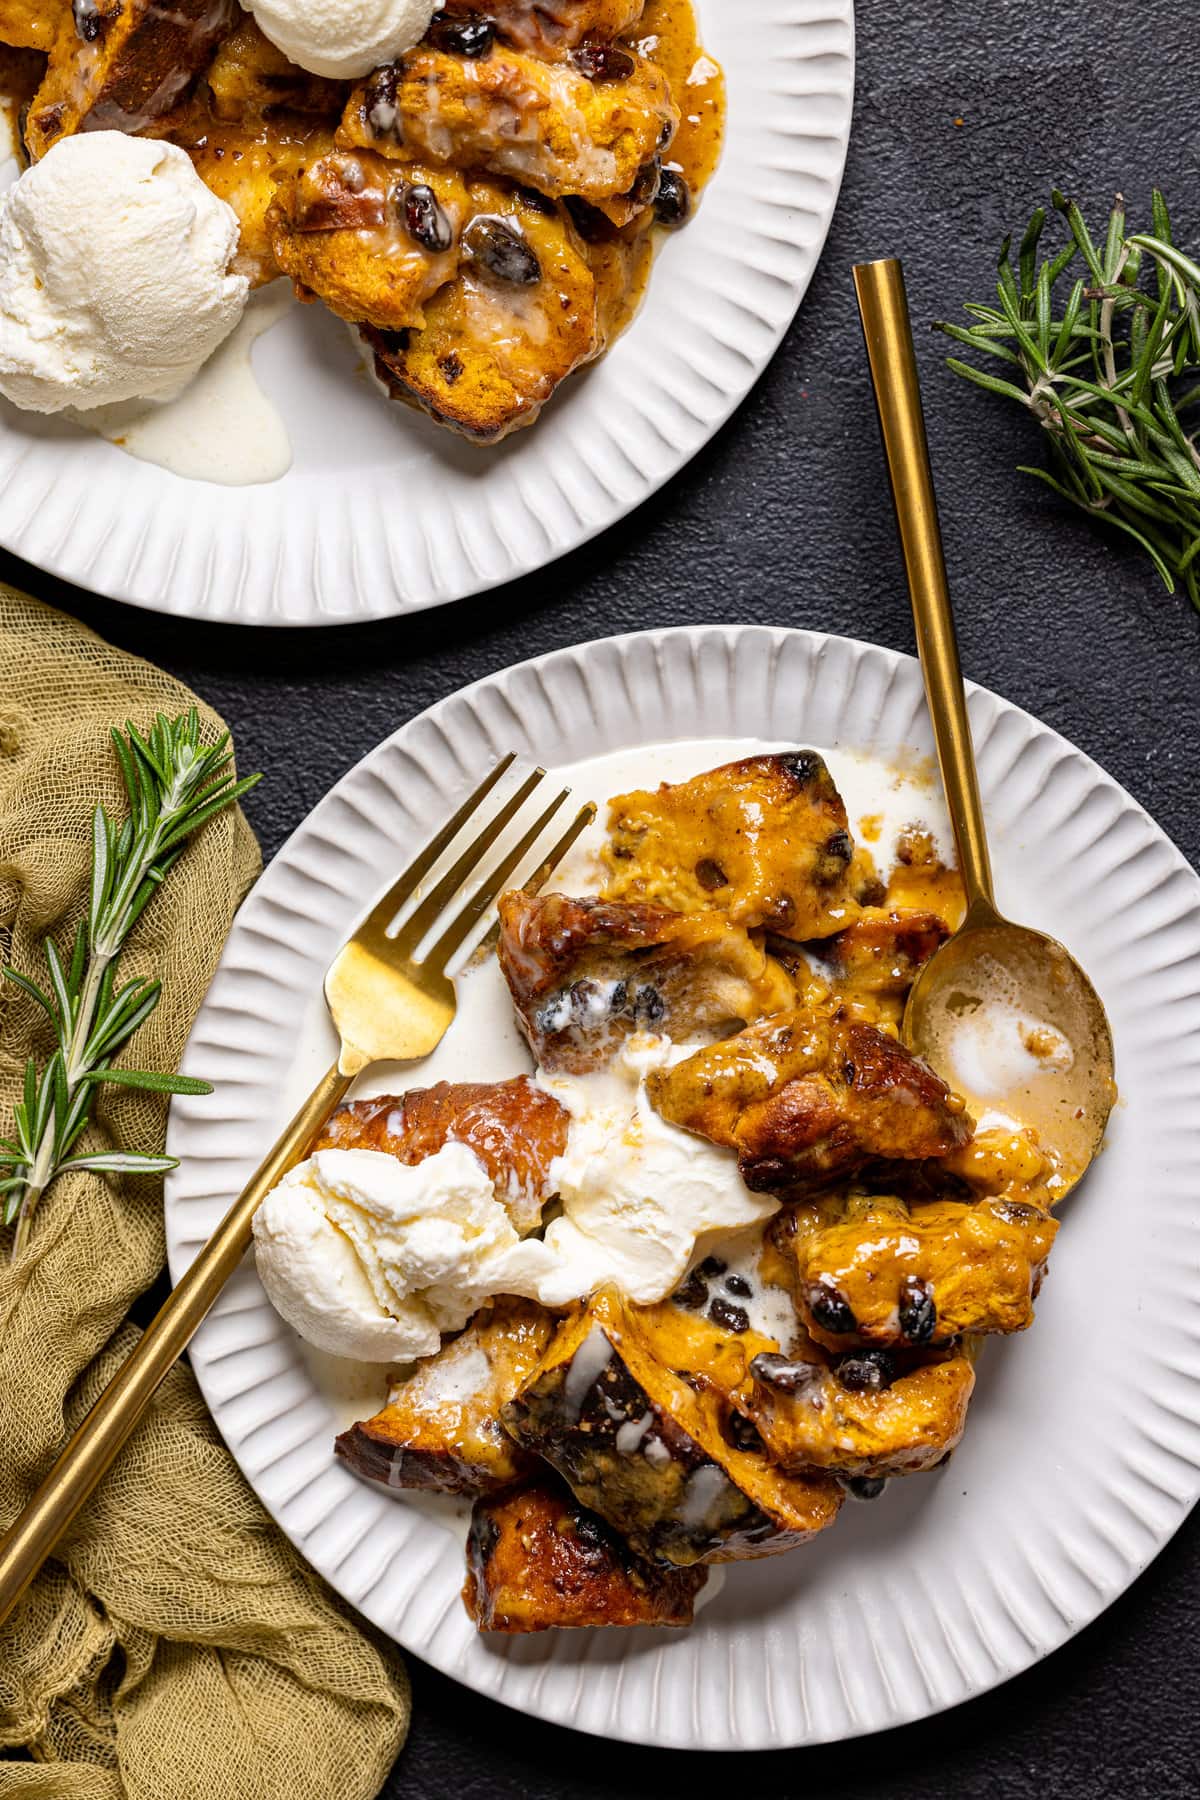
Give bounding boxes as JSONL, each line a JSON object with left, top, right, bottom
{"left": 0, "top": 0, "right": 853, "bottom": 626}
{"left": 165, "top": 626, "right": 1200, "bottom": 1748}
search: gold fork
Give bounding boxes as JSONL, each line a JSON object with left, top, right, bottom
{"left": 0, "top": 755, "right": 594, "bottom": 1626}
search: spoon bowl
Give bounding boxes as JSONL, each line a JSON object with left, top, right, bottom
{"left": 905, "top": 904, "right": 1116, "bottom": 1200}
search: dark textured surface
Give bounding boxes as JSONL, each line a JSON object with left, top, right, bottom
{"left": 3, "top": 0, "right": 1198, "bottom": 1789}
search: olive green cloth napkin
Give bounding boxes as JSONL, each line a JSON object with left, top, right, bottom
{"left": 0, "top": 586, "right": 410, "bottom": 1799}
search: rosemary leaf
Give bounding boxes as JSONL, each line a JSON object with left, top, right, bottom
{"left": 938, "top": 191, "right": 1200, "bottom": 606}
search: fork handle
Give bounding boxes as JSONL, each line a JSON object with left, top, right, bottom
{"left": 0, "top": 1060, "right": 352, "bottom": 1629}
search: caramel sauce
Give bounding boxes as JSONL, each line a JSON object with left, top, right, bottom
{"left": 630, "top": 0, "right": 726, "bottom": 199}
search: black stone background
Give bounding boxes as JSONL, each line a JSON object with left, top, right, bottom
{"left": 4, "top": 0, "right": 1198, "bottom": 1791}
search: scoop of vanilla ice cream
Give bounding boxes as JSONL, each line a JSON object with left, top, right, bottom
{"left": 253, "top": 1143, "right": 556, "bottom": 1362}
{"left": 245, "top": 0, "right": 437, "bottom": 79}
{"left": 0, "top": 134, "right": 249, "bottom": 415}
{"left": 535, "top": 1037, "right": 780, "bottom": 1308}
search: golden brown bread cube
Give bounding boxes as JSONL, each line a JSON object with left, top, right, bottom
{"left": 603, "top": 752, "right": 860, "bottom": 939}
{"left": 504, "top": 1291, "right": 842, "bottom": 1565}
{"left": 464, "top": 1478, "right": 706, "bottom": 1632}
{"left": 312, "top": 1075, "right": 568, "bottom": 1236}
{"left": 650, "top": 1010, "right": 974, "bottom": 1196}
{"left": 818, "top": 908, "right": 950, "bottom": 994}
{"left": 25, "top": 0, "right": 237, "bottom": 157}
{"left": 346, "top": 42, "right": 676, "bottom": 203}
{"left": 497, "top": 890, "right": 794, "bottom": 1073}
{"left": 335, "top": 1299, "right": 555, "bottom": 1496}
{"left": 203, "top": 16, "right": 345, "bottom": 122}
{"left": 439, "top": 0, "right": 647, "bottom": 55}
{"left": 268, "top": 149, "right": 471, "bottom": 330}
{"left": 741, "top": 1342, "right": 976, "bottom": 1479}
{"left": 771, "top": 1190, "right": 1058, "bottom": 1351}
{"left": 362, "top": 179, "right": 602, "bottom": 442}
{"left": 0, "top": 0, "right": 67, "bottom": 52}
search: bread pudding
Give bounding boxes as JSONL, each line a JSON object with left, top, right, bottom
{"left": 0, "top": 0, "right": 725, "bottom": 442}
{"left": 248, "top": 742, "right": 1098, "bottom": 1635}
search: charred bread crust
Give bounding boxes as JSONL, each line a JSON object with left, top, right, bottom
{"left": 602, "top": 751, "right": 859, "bottom": 938}
{"left": 335, "top": 1299, "right": 555, "bottom": 1496}
{"left": 312, "top": 1075, "right": 568, "bottom": 1236}
{"left": 771, "top": 1192, "right": 1059, "bottom": 1351}
{"left": 463, "top": 1477, "right": 705, "bottom": 1632}
{"left": 503, "top": 1292, "right": 842, "bottom": 1565}
{"left": 497, "top": 889, "right": 794, "bottom": 1072}
{"left": 650, "top": 1009, "right": 973, "bottom": 1194}
{"left": 26, "top": 0, "right": 237, "bottom": 157}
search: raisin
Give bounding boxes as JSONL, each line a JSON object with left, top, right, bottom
{"left": 724, "top": 1274, "right": 752, "bottom": 1299}
{"left": 73, "top": 0, "right": 105, "bottom": 42}
{"left": 564, "top": 196, "right": 616, "bottom": 245}
{"left": 899, "top": 1276, "right": 937, "bottom": 1344}
{"left": 672, "top": 1271, "right": 708, "bottom": 1311}
{"left": 836, "top": 1349, "right": 896, "bottom": 1393}
{"left": 780, "top": 750, "right": 821, "bottom": 786}
{"left": 694, "top": 857, "right": 728, "bottom": 891}
{"left": 400, "top": 183, "right": 453, "bottom": 253}
{"left": 571, "top": 42, "right": 636, "bottom": 82}
{"left": 709, "top": 1297, "right": 750, "bottom": 1334}
{"left": 517, "top": 184, "right": 557, "bottom": 217}
{"left": 626, "top": 156, "right": 662, "bottom": 208}
{"left": 750, "top": 1352, "right": 821, "bottom": 1395}
{"left": 634, "top": 984, "right": 665, "bottom": 1026}
{"left": 807, "top": 1280, "right": 857, "bottom": 1338}
{"left": 440, "top": 352, "right": 464, "bottom": 385}
{"left": 427, "top": 9, "right": 496, "bottom": 56}
{"left": 654, "top": 169, "right": 692, "bottom": 229}
{"left": 364, "top": 65, "right": 402, "bottom": 139}
{"left": 696, "top": 1257, "right": 727, "bottom": 1280}
{"left": 609, "top": 980, "right": 629, "bottom": 1014}
{"left": 463, "top": 216, "right": 542, "bottom": 285}
{"left": 816, "top": 829, "right": 854, "bottom": 883}
{"left": 842, "top": 1475, "right": 888, "bottom": 1502}
{"left": 724, "top": 1412, "right": 765, "bottom": 1454}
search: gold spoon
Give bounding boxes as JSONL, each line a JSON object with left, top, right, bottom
{"left": 853, "top": 257, "right": 1115, "bottom": 1199}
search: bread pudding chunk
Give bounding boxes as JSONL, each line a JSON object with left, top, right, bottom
{"left": 361, "top": 174, "right": 604, "bottom": 438}
{"left": 204, "top": 16, "right": 346, "bottom": 122}
{"left": 649, "top": 1292, "right": 977, "bottom": 1482}
{"left": 649, "top": 1010, "right": 974, "bottom": 1195}
{"left": 313, "top": 1075, "right": 568, "bottom": 1236}
{"left": 504, "top": 1290, "right": 842, "bottom": 1565}
{"left": 464, "top": 1477, "right": 705, "bottom": 1632}
{"left": 335, "top": 1298, "right": 555, "bottom": 1494}
{"left": 435, "top": 1, "right": 647, "bottom": 57}
{"left": 26, "top": 0, "right": 238, "bottom": 157}
{"left": 351, "top": 40, "right": 676, "bottom": 204}
{"left": 497, "top": 889, "right": 794, "bottom": 1073}
{"left": 770, "top": 1189, "right": 1058, "bottom": 1351}
{"left": 268, "top": 149, "right": 471, "bottom": 328}
{"left": 603, "top": 751, "right": 861, "bottom": 938}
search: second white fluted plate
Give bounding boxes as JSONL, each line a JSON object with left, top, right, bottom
{"left": 0, "top": 0, "right": 854, "bottom": 625}
{"left": 165, "top": 625, "right": 1200, "bottom": 1749}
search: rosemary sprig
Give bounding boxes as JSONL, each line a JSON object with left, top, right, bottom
{"left": 0, "top": 710, "right": 260, "bottom": 1260}
{"left": 936, "top": 189, "right": 1200, "bottom": 609}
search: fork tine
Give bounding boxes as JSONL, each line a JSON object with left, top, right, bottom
{"left": 422, "top": 791, "right": 577, "bottom": 972}
{"left": 389, "top": 766, "right": 547, "bottom": 956}
{"left": 357, "top": 753, "right": 518, "bottom": 944}
{"left": 521, "top": 800, "right": 597, "bottom": 897}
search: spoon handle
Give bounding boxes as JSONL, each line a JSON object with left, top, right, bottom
{"left": 853, "top": 256, "right": 996, "bottom": 918}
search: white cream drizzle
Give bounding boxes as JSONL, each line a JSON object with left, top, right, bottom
{"left": 69, "top": 281, "right": 294, "bottom": 486}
